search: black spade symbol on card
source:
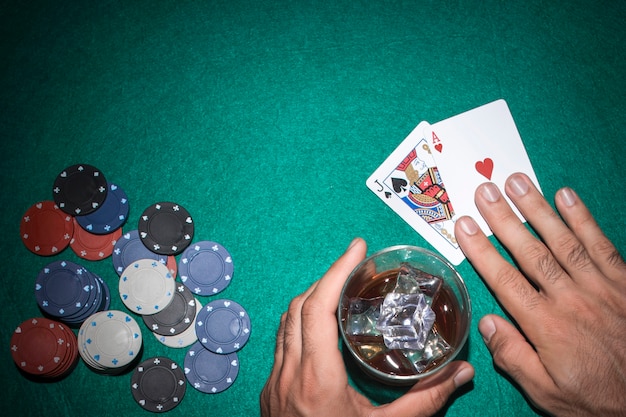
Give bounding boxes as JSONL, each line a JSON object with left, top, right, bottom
{"left": 384, "top": 191, "right": 392, "bottom": 199}
{"left": 391, "top": 178, "right": 408, "bottom": 193}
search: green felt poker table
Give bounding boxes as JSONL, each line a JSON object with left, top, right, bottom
{"left": 1, "top": 1, "right": 624, "bottom": 416}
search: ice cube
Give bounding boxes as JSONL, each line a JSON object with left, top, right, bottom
{"left": 403, "top": 329, "right": 452, "bottom": 372}
{"left": 376, "top": 291, "right": 436, "bottom": 350}
{"left": 397, "top": 263, "right": 442, "bottom": 303}
{"left": 345, "top": 297, "right": 383, "bottom": 336}
{"left": 376, "top": 265, "right": 438, "bottom": 350}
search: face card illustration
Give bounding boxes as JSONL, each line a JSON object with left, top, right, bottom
{"left": 366, "top": 121, "right": 465, "bottom": 265}
{"left": 424, "top": 99, "right": 542, "bottom": 236}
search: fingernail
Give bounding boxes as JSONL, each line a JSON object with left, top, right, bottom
{"left": 347, "top": 238, "right": 361, "bottom": 250}
{"left": 479, "top": 317, "right": 496, "bottom": 344}
{"left": 458, "top": 216, "right": 479, "bottom": 236}
{"left": 559, "top": 187, "right": 577, "bottom": 207}
{"left": 480, "top": 183, "right": 501, "bottom": 203}
{"left": 508, "top": 174, "right": 529, "bottom": 197}
{"left": 454, "top": 367, "right": 474, "bottom": 388}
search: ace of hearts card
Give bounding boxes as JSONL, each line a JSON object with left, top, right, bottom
{"left": 423, "top": 99, "right": 542, "bottom": 237}
{"left": 366, "top": 99, "right": 541, "bottom": 265}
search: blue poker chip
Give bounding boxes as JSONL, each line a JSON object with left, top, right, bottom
{"left": 184, "top": 341, "right": 239, "bottom": 394}
{"left": 95, "top": 273, "right": 111, "bottom": 312}
{"left": 195, "top": 299, "right": 251, "bottom": 354}
{"left": 112, "top": 230, "right": 168, "bottom": 276}
{"left": 66, "top": 269, "right": 110, "bottom": 325}
{"left": 35, "top": 260, "right": 93, "bottom": 319}
{"left": 61, "top": 268, "right": 99, "bottom": 324}
{"left": 178, "top": 241, "right": 233, "bottom": 296}
{"left": 75, "top": 182, "right": 129, "bottom": 234}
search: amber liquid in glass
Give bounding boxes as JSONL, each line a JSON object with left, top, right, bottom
{"left": 345, "top": 268, "right": 462, "bottom": 376}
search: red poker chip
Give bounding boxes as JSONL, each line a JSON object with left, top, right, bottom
{"left": 10, "top": 317, "right": 78, "bottom": 378}
{"left": 70, "top": 218, "right": 122, "bottom": 260}
{"left": 166, "top": 255, "right": 178, "bottom": 277}
{"left": 20, "top": 201, "right": 74, "bottom": 256}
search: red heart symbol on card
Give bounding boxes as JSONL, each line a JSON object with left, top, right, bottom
{"left": 434, "top": 143, "right": 443, "bottom": 153}
{"left": 475, "top": 158, "right": 494, "bottom": 180}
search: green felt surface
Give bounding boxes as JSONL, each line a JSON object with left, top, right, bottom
{"left": 1, "top": 1, "right": 624, "bottom": 416}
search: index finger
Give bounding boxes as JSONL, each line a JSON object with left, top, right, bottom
{"left": 300, "top": 238, "right": 367, "bottom": 357}
{"left": 455, "top": 214, "right": 546, "bottom": 333}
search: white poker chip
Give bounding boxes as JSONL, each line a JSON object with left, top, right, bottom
{"left": 119, "top": 259, "right": 176, "bottom": 315}
{"left": 153, "top": 298, "right": 202, "bottom": 349}
{"left": 78, "top": 310, "right": 143, "bottom": 371}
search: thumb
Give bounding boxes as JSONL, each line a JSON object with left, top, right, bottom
{"left": 479, "top": 315, "right": 555, "bottom": 399}
{"left": 374, "top": 361, "right": 474, "bottom": 417}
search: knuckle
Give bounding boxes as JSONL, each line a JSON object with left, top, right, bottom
{"left": 521, "top": 240, "right": 563, "bottom": 284}
{"left": 275, "top": 315, "right": 286, "bottom": 343}
{"left": 595, "top": 239, "right": 626, "bottom": 270}
{"left": 493, "top": 266, "right": 541, "bottom": 309}
{"left": 494, "top": 264, "right": 520, "bottom": 288}
{"left": 300, "top": 296, "right": 321, "bottom": 320}
{"left": 282, "top": 302, "right": 302, "bottom": 350}
{"left": 554, "top": 234, "right": 593, "bottom": 271}
{"left": 516, "top": 281, "right": 542, "bottom": 310}
{"left": 606, "top": 249, "right": 626, "bottom": 270}
{"left": 421, "top": 385, "right": 453, "bottom": 412}
{"left": 287, "top": 295, "right": 304, "bottom": 316}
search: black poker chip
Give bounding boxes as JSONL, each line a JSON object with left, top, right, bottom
{"left": 52, "top": 164, "right": 108, "bottom": 216}
{"left": 143, "top": 283, "right": 197, "bottom": 336}
{"left": 138, "top": 202, "right": 194, "bottom": 255}
{"left": 130, "top": 356, "right": 186, "bottom": 413}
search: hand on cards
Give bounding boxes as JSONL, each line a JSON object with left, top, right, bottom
{"left": 366, "top": 99, "right": 541, "bottom": 265}
{"left": 454, "top": 174, "right": 626, "bottom": 416}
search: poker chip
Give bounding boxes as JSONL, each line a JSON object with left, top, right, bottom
{"left": 35, "top": 260, "right": 94, "bottom": 320}
{"left": 75, "top": 182, "right": 129, "bottom": 234}
{"left": 153, "top": 298, "right": 202, "bottom": 349}
{"left": 78, "top": 310, "right": 143, "bottom": 373}
{"left": 143, "top": 283, "right": 196, "bottom": 336}
{"left": 70, "top": 217, "right": 122, "bottom": 260}
{"left": 119, "top": 259, "right": 176, "bottom": 315}
{"left": 52, "top": 164, "right": 108, "bottom": 216}
{"left": 195, "top": 299, "right": 251, "bottom": 354}
{"left": 10, "top": 317, "right": 79, "bottom": 379}
{"left": 112, "top": 230, "right": 169, "bottom": 276}
{"left": 16, "top": 167, "right": 254, "bottom": 398}
{"left": 20, "top": 200, "right": 73, "bottom": 256}
{"left": 184, "top": 341, "right": 239, "bottom": 394}
{"left": 131, "top": 356, "right": 186, "bottom": 413}
{"left": 138, "top": 202, "right": 194, "bottom": 255}
{"left": 166, "top": 255, "right": 177, "bottom": 277}
{"left": 179, "top": 241, "right": 233, "bottom": 296}
{"left": 34, "top": 260, "right": 112, "bottom": 326}
{"left": 94, "top": 273, "right": 111, "bottom": 312}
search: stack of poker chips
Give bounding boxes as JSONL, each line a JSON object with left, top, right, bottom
{"left": 111, "top": 229, "right": 203, "bottom": 348}
{"left": 184, "top": 299, "right": 251, "bottom": 394}
{"left": 77, "top": 310, "right": 143, "bottom": 374}
{"left": 13, "top": 162, "right": 255, "bottom": 405}
{"left": 10, "top": 317, "right": 79, "bottom": 379}
{"left": 143, "top": 282, "right": 202, "bottom": 349}
{"left": 35, "top": 260, "right": 111, "bottom": 326}
{"left": 20, "top": 164, "right": 129, "bottom": 260}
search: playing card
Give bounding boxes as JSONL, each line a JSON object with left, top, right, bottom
{"left": 424, "top": 99, "right": 542, "bottom": 236}
{"left": 366, "top": 121, "right": 465, "bottom": 265}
